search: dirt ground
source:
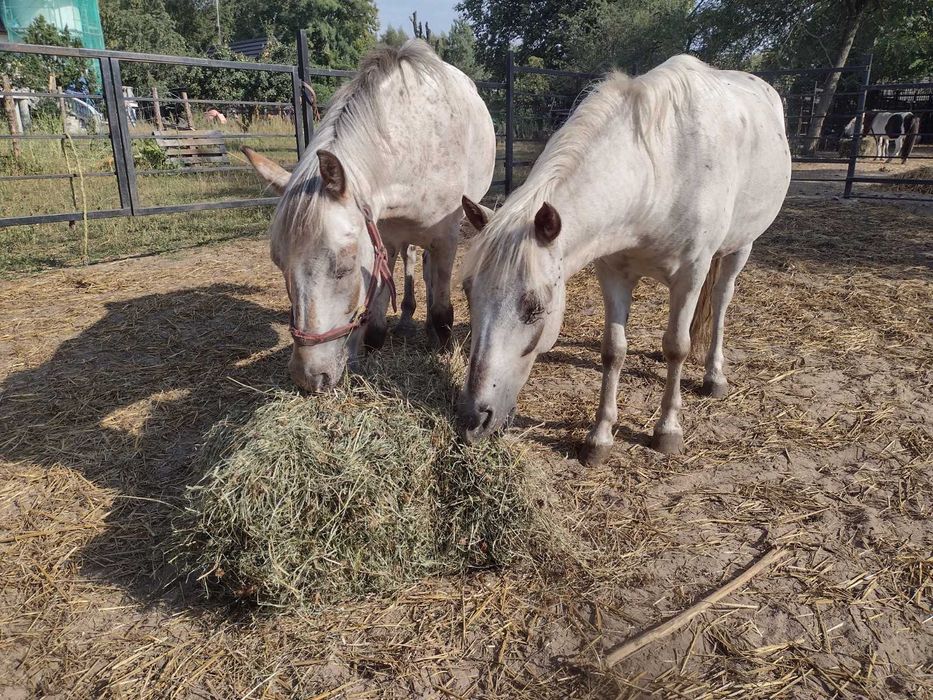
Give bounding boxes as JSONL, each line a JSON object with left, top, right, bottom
{"left": 0, "top": 193, "right": 931, "bottom": 698}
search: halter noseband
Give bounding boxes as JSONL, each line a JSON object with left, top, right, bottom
{"left": 288, "top": 206, "right": 398, "bottom": 347}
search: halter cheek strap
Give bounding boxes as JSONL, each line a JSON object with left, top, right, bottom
{"left": 288, "top": 206, "right": 398, "bottom": 347}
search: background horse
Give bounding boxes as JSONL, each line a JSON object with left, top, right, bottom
{"left": 459, "top": 55, "right": 790, "bottom": 462}
{"left": 843, "top": 111, "right": 919, "bottom": 162}
{"left": 244, "top": 40, "right": 495, "bottom": 392}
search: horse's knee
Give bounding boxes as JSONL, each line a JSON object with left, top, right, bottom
{"left": 662, "top": 331, "right": 689, "bottom": 364}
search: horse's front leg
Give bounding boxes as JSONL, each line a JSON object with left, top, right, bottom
{"left": 393, "top": 243, "right": 419, "bottom": 336}
{"left": 364, "top": 244, "right": 399, "bottom": 351}
{"left": 423, "top": 218, "right": 459, "bottom": 350}
{"left": 702, "top": 245, "right": 752, "bottom": 398}
{"left": 653, "top": 266, "right": 706, "bottom": 455}
{"left": 581, "top": 262, "right": 637, "bottom": 466}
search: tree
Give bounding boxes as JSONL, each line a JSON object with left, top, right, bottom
{"left": 225, "top": 0, "right": 378, "bottom": 69}
{"left": 100, "top": 0, "right": 190, "bottom": 87}
{"left": 456, "top": 0, "right": 586, "bottom": 75}
{"left": 442, "top": 19, "right": 487, "bottom": 79}
{"left": 380, "top": 25, "right": 409, "bottom": 48}
{"left": 3, "top": 17, "right": 97, "bottom": 92}
{"left": 561, "top": 0, "right": 696, "bottom": 73}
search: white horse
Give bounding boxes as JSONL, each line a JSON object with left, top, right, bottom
{"left": 243, "top": 40, "right": 495, "bottom": 392}
{"left": 843, "top": 111, "right": 919, "bottom": 162}
{"left": 459, "top": 55, "right": 790, "bottom": 461}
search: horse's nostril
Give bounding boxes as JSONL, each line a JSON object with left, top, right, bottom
{"left": 479, "top": 407, "right": 494, "bottom": 431}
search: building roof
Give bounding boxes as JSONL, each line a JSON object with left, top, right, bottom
{"left": 228, "top": 37, "right": 268, "bottom": 59}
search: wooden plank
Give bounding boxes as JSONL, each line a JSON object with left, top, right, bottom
{"left": 152, "top": 129, "right": 229, "bottom": 167}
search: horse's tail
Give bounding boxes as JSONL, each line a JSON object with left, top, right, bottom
{"left": 689, "top": 257, "right": 722, "bottom": 361}
{"left": 900, "top": 114, "right": 920, "bottom": 163}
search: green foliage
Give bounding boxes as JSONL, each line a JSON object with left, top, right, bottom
{"left": 133, "top": 139, "right": 173, "bottom": 169}
{"left": 870, "top": 8, "right": 933, "bottom": 81}
{"left": 100, "top": 0, "right": 191, "bottom": 88}
{"left": 380, "top": 25, "right": 409, "bottom": 48}
{"left": 3, "top": 17, "right": 98, "bottom": 92}
{"left": 562, "top": 0, "right": 695, "bottom": 73}
{"left": 460, "top": 0, "right": 933, "bottom": 82}
{"left": 223, "top": 0, "right": 377, "bottom": 69}
{"left": 440, "top": 19, "right": 488, "bottom": 80}
{"left": 456, "top": 0, "right": 584, "bottom": 74}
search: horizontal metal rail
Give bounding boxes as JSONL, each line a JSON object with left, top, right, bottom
{"left": 514, "top": 65, "right": 601, "bottom": 80}
{"left": 128, "top": 132, "right": 297, "bottom": 140}
{"left": 304, "top": 67, "right": 356, "bottom": 78}
{"left": 754, "top": 65, "right": 868, "bottom": 77}
{"left": 0, "top": 133, "right": 110, "bottom": 140}
{"left": 848, "top": 193, "right": 933, "bottom": 203}
{"left": 0, "top": 197, "right": 279, "bottom": 228}
{"left": 0, "top": 41, "right": 294, "bottom": 72}
{"left": 0, "top": 171, "right": 114, "bottom": 182}
{"left": 0, "top": 90, "right": 105, "bottom": 100}
{"left": 129, "top": 95, "right": 292, "bottom": 108}
{"left": 867, "top": 81, "right": 933, "bottom": 91}
{"left": 847, "top": 176, "right": 933, "bottom": 185}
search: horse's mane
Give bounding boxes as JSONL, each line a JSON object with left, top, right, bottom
{"left": 463, "top": 55, "right": 720, "bottom": 288}
{"left": 270, "top": 40, "right": 451, "bottom": 252}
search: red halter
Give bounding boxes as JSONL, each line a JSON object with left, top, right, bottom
{"left": 288, "top": 206, "right": 397, "bottom": 347}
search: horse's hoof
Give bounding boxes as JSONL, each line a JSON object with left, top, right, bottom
{"left": 392, "top": 320, "right": 417, "bottom": 338}
{"left": 652, "top": 430, "right": 684, "bottom": 455}
{"left": 580, "top": 441, "right": 612, "bottom": 466}
{"left": 700, "top": 378, "right": 729, "bottom": 399}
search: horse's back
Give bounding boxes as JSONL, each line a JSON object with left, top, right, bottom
{"left": 663, "top": 60, "right": 791, "bottom": 255}
{"left": 379, "top": 56, "right": 496, "bottom": 213}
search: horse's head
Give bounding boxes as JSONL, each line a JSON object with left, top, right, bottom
{"left": 244, "top": 147, "right": 373, "bottom": 393}
{"left": 458, "top": 196, "right": 567, "bottom": 442}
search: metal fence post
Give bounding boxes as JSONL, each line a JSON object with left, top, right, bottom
{"left": 101, "top": 57, "right": 138, "bottom": 214}
{"left": 291, "top": 67, "right": 305, "bottom": 158}
{"left": 297, "top": 29, "right": 314, "bottom": 147}
{"left": 844, "top": 54, "right": 873, "bottom": 199}
{"left": 504, "top": 49, "right": 515, "bottom": 194}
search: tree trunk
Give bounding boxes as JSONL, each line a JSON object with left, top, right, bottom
{"left": 803, "top": 3, "right": 866, "bottom": 156}
{"left": 2, "top": 74, "right": 22, "bottom": 159}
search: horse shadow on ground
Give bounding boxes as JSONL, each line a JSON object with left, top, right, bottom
{"left": 0, "top": 289, "right": 492, "bottom": 612}
{"left": 0, "top": 283, "right": 292, "bottom": 609}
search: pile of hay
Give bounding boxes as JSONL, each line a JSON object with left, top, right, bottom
{"left": 878, "top": 165, "right": 933, "bottom": 195}
{"left": 172, "top": 351, "right": 573, "bottom": 607}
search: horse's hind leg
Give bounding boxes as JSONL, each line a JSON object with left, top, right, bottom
{"left": 701, "top": 245, "right": 752, "bottom": 398}
{"left": 393, "top": 243, "right": 419, "bottom": 336}
{"left": 581, "top": 262, "right": 637, "bottom": 466}
{"left": 652, "top": 265, "right": 707, "bottom": 455}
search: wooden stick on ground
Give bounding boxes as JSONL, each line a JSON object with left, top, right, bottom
{"left": 605, "top": 546, "right": 789, "bottom": 668}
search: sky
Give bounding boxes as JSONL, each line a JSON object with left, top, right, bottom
{"left": 377, "top": 1, "right": 459, "bottom": 35}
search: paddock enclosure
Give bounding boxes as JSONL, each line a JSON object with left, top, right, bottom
{"left": 1, "top": 191, "right": 931, "bottom": 697}
{"left": 2, "top": 38, "right": 933, "bottom": 700}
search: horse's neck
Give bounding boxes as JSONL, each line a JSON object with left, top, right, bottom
{"left": 538, "top": 139, "right": 654, "bottom": 277}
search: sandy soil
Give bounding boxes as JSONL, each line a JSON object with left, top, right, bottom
{"left": 0, "top": 193, "right": 930, "bottom": 698}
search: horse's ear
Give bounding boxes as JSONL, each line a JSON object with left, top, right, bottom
{"left": 317, "top": 149, "right": 347, "bottom": 198}
{"left": 533, "top": 202, "right": 561, "bottom": 244}
{"left": 241, "top": 147, "right": 290, "bottom": 194}
{"left": 462, "top": 195, "right": 491, "bottom": 231}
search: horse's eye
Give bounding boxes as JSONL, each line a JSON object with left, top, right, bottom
{"left": 519, "top": 291, "right": 544, "bottom": 324}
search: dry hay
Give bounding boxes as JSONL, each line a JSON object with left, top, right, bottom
{"left": 878, "top": 164, "right": 933, "bottom": 195}
{"left": 173, "top": 352, "right": 575, "bottom": 607}
{"left": 0, "top": 197, "right": 931, "bottom": 698}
